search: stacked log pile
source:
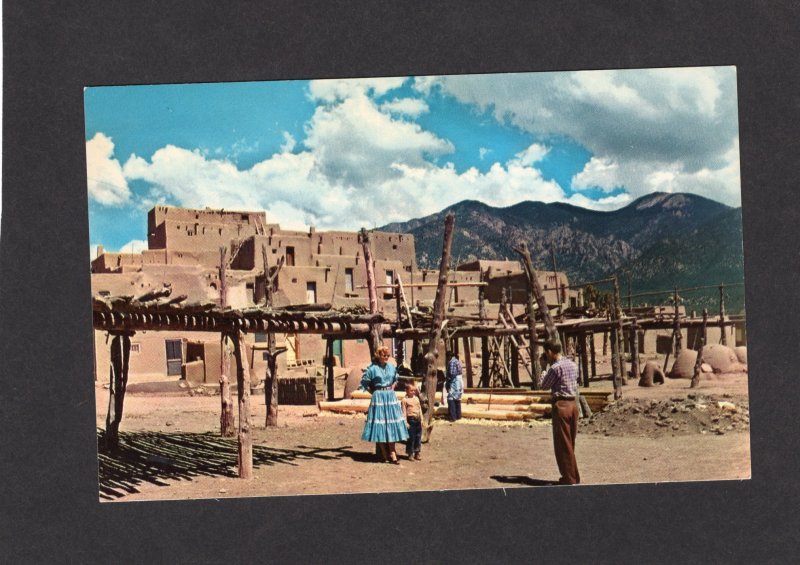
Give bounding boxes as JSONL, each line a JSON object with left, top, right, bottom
{"left": 318, "top": 389, "right": 612, "bottom": 421}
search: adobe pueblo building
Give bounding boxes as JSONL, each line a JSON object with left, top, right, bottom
{"left": 91, "top": 204, "right": 744, "bottom": 396}
{"left": 91, "top": 205, "right": 582, "bottom": 388}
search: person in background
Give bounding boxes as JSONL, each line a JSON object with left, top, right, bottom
{"left": 446, "top": 351, "right": 464, "bottom": 421}
{"left": 540, "top": 340, "right": 581, "bottom": 485}
{"left": 401, "top": 382, "right": 423, "bottom": 461}
{"left": 358, "top": 345, "right": 409, "bottom": 464}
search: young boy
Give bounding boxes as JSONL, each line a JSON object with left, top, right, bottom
{"left": 401, "top": 382, "right": 423, "bottom": 461}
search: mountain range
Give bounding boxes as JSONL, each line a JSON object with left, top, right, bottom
{"left": 378, "top": 193, "right": 746, "bottom": 313}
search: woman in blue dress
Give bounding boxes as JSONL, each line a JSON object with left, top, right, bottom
{"left": 359, "top": 345, "right": 409, "bottom": 464}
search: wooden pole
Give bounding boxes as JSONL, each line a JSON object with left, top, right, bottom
{"left": 514, "top": 242, "right": 559, "bottom": 344}
{"left": 262, "top": 245, "right": 284, "bottom": 427}
{"left": 673, "top": 287, "right": 683, "bottom": 354}
{"left": 325, "top": 338, "right": 335, "bottom": 401}
{"left": 719, "top": 284, "right": 727, "bottom": 346}
{"left": 462, "top": 336, "right": 474, "bottom": 388}
{"left": 422, "top": 213, "right": 455, "bottom": 442}
{"left": 233, "top": 331, "right": 253, "bottom": 479}
{"left": 550, "top": 248, "right": 563, "bottom": 321}
{"left": 630, "top": 322, "right": 640, "bottom": 383}
{"left": 610, "top": 295, "right": 622, "bottom": 400}
{"left": 481, "top": 337, "right": 489, "bottom": 387}
{"left": 358, "top": 229, "right": 383, "bottom": 357}
{"left": 589, "top": 332, "right": 597, "bottom": 378}
{"left": 105, "top": 332, "right": 132, "bottom": 450}
{"left": 613, "top": 276, "right": 626, "bottom": 386}
{"left": 219, "top": 247, "right": 235, "bottom": 437}
{"left": 579, "top": 332, "right": 590, "bottom": 387}
{"left": 702, "top": 308, "right": 709, "bottom": 346}
{"left": 690, "top": 336, "right": 705, "bottom": 389}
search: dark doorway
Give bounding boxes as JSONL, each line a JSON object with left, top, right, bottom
{"left": 165, "top": 339, "right": 183, "bottom": 376}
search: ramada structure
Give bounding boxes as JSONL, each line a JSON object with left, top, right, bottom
{"left": 92, "top": 205, "right": 746, "bottom": 477}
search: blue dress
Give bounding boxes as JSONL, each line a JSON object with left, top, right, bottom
{"left": 359, "top": 362, "right": 410, "bottom": 443}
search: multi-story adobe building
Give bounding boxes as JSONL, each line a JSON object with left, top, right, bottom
{"left": 91, "top": 205, "right": 580, "bottom": 385}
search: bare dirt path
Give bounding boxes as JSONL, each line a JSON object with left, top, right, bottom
{"left": 95, "top": 372, "right": 750, "bottom": 502}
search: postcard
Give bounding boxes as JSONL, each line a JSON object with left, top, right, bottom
{"left": 86, "top": 68, "right": 748, "bottom": 501}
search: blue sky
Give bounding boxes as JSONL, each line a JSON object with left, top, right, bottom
{"left": 85, "top": 68, "right": 740, "bottom": 255}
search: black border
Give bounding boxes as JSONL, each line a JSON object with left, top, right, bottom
{"left": 3, "top": 1, "right": 799, "bottom": 562}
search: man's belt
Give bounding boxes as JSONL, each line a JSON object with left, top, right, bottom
{"left": 551, "top": 395, "right": 575, "bottom": 402}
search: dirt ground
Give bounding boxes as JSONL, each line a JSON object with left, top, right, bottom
{"left": 95, "top": 368, "right": 750, "bottom": 502}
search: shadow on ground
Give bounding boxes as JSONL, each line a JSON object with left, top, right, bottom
{"left": 490, "top": 475, "right": 558, "bottom": 487}
{"left": 97, "top": 429, "right": 352, "bottom": 500}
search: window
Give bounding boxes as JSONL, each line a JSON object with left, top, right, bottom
{"left": 130, "top": 343, "right": 141, "bottom": 353}
{"left": 286, "top": 246, "right": 295, "bottom": 266}
{"left": 385, "top": 270, "right": 394, "bottom": 285}
{"left": 345, "top": 268, "right": 354, "bottom": 292}
{"left": 306, "top": 282, "right": 317, "bottom": 304}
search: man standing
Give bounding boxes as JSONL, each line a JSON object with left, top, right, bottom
{"left": 540, "top": 340, "right": 580, "bottom": 485}
{"left": 446, "top": 352, "right": 464, "bottom": 421}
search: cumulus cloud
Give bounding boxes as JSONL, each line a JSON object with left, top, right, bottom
{"left": 115, "top": 68, "right": 740, "bottom": 234}
{"left": 302, "top": 89, "right": 454, "bottom": 188}
{"left": 415, "top": 67, "right": 741, "bottom": 206}
{"left": 380, "top": 97, "right": 429, "bottom": 117}
{"left": 86, "top": 133, "right": 131, "bottom": 206}
{"left": 308, "top": 77, "right": 407, "bottom": 103}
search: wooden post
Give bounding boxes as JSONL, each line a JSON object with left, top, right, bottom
{"left": 690, "top": 337, "right": 705, "bottom": 389}
{"left": 422, "top": 213, "right": 455, "bottom": 442}
{"left": 590, "top": 332, "right": 597, "bottom": 378}
{"left": 610, "top": 300, "right": 622, "bottom": 400}
{"left": 480, "top": 337, "right": 489, "bottom": 387}
{"left": 579, "top": 332, "right": 590, "bottom": 387}
{"left": 510, "top": 340, "right": 520, "bottom": 387}
{"left": 702, "top": 308, "right": 709, "bottom": 346}
{"left": 105, "top": 332, "right": 132, "bottom": 450}
{"left": 261, "top": 245, "right": 284, "bottom": 427}
{"left": 219, "top": 247, "right": 235, "bottom": 436}
{"left": 630, "top": 322, "right": 640, "bottom": 383}
{"left": 613, "top": 276, "right": 626, "bottom": 386}
{"left": 673, "top": 287, "right": 683, "bottom": 354}
{"left": 514, "top": 242, "right": 558, "bottom": 344}
{"left": 550, "top": 247, "right": 563, "bottom": 321}
{"left": 325, "top": 338, "right": 335, "bottom": 401}
{"left": 719, "top": 284, "right": 727, "bottom": 346}
{"left": 359, "top": 228, "right": 383, "bottom": 357}
{"left": 462, "top": 336, "right": 474, "bottom": 388}
{"left": 233, "top": 331, "right": 253, "bottom": 479}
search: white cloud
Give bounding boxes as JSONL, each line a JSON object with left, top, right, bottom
{"left": 86, "top": 133, "right": 131, "bottom": 206}
{"left": 511, "top": 143, "right": 549, "bottom": 167}
{"left": 380, "top": 97, "right": 429, "bottom": 117}
{"left": 279, "top": 132, "right": 296, "bottom": 153}
{"left": 116, "top": 69, "right": 741, "bottom": 234}
{"left": 308, "top": 77, "right": 407, "bottom": 103}
{"left": 416, "top": 67, "right": 740, "bottom": 206}
{"left": 302, "top": 90, "right": 454, "bottom": 188}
